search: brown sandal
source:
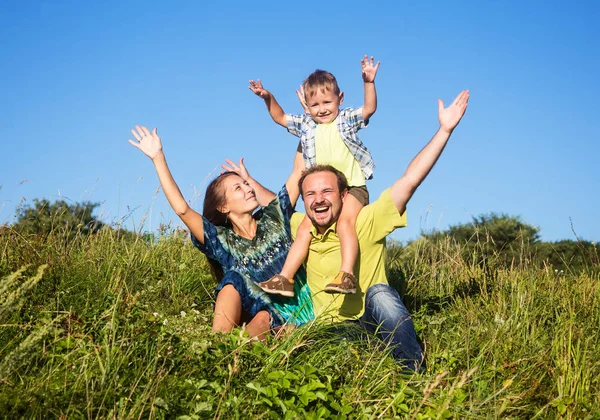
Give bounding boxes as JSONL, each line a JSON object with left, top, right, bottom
{"left": 324, "top": 271, "right": 357, "bottom": 294}
{"left": 258, "top": 274, "right": 295, "bottom": 297}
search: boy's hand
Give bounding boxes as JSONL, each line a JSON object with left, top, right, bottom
{"left": 129, "top": 125, "right": 162, "bottom": 160}
{"left": 221, "top": 158, "right": 250, "bottom": 180}
{"left": 248, "top": 79, "right": 271, "bottom": 99}
{"left": 438, "top": 90, "right": 470, "bottom": 134}
{"left": 361, "top": 55, "right": 380, "bottom": 83}
{"left": 295, "top": 85, "right": 309, "bottom": 114}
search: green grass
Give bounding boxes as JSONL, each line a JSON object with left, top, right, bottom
{"left": 1, "top": 226, "right": 599, "bottom": 419}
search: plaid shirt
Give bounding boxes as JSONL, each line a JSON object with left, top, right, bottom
{"left": 286, "top": 107, "right": 375, "bottom": 180}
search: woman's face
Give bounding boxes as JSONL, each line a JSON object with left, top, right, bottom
{"left": 218, "top": 174, "right": 258, "bottom": 216}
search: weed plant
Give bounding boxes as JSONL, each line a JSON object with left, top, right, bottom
{"left": 1, "top": 224, "right": 598, "bottom": 418}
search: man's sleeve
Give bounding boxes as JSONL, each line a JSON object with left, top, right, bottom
{"left": 290, "top": 212, "right": 305, "bottom": 241}
{"left": 286, "top": 114, "right": 306, "bottom": 138}
{"left": 356, "top": 188, "right": 406, "bottom": 243}
{"left": 341, "top": 107, "right": 369, "bottom": 132}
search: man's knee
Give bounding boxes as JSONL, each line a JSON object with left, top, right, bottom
{"left": 363, "top": 284, "right": 424, "bottom": 371}
{"left": 365, "top": 284, "right": 410, "bottom": 320}
{"left": 365, "top": 283, "right": 398, "bottom": 300}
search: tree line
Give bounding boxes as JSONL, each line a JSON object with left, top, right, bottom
{"left": 5, "top": 199, "right": 598, "bottom": 273}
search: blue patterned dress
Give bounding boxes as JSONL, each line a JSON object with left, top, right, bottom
{"left": 191, "top": 186, "right": 314, "bottom": 327}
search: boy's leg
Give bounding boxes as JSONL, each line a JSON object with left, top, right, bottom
{"left": 280, "top": 215, "right": 312, "bottom": 279}
{"left": 324, "top": 194, "right": 363, "bottom": 294}
{"left": 359, "top": 284, "right": 425, "bottom": 372}
{"left": 258, "top": 215, "right": 312, "bottom": 297}
{"left": 213, "top": 284, "right": 242, "bottom": 333}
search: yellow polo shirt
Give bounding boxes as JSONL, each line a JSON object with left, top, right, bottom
{"left": 290, "top": 188, "right": 407, "bottom": 322}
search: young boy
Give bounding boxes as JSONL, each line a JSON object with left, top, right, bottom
{"left": 249, "top": 55, "right": 380, "bottom": 296}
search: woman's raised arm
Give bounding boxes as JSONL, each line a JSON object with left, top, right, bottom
{"left": 221, "top": 158, "right": 276, "bottom": 207}
{"left": 285, "top": 143, "right": 305, "bottom": 208}
{"left": 129, "top": 126, "right": 205, "bottom": 244}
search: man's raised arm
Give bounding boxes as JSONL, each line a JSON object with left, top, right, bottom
{"left": 391, "top": 90, "right": 470, "bottom": 214}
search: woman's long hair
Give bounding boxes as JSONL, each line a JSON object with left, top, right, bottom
{"left": 202, "top": 172, "right": 236, "bottom": 281}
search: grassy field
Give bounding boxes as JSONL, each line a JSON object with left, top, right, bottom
{"left": 1, "top": 226, "right": 598, "bottom": 419}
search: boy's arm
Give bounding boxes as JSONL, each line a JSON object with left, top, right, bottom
{"left": 249, "top": 79, "right": 287, "bottom": 127}
{"left": 221, "top": 158, "right": 276, "bottom": 206}
{"left": 361, "top": 55, "right": 380, "bottom": 121}
{"left": 390, "top": 90, "right": 470, "bottom": 214}
{"left": 129, "top": 126, "right": 205, "bottom": 244}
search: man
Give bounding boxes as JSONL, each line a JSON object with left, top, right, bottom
{"left": 290, "top": 90, "right": 470, "bottom": 370}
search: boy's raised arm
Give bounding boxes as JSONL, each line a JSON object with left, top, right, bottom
{"left": 249, "top": 79, "right": 287, "bottom": 127}
{"left": 361, "top": 55, "right": 380, "bottom": 121}
{"left": 129, "top": 125, "right": 205, "bottom": 244}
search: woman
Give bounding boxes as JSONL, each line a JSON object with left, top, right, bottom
{"left": 129, "top": 126, "right": 313, "bottom": 339}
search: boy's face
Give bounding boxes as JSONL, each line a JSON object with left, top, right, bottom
{"left": 305, "top": 88, "right": 344, "bottom": 124}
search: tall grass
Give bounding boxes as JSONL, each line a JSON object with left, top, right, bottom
{"left": 1, "top": 225, "right": 598, "bottom": 418}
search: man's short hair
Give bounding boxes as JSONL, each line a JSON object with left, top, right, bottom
{"left": 298, "top": 165, "right": 349, "bottom": 196}
{"left": 303, "top": 70, "right": 340, "bottom": 99}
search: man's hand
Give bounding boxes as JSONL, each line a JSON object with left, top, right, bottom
{"left": 129, "top": 125, "right": 162, "bottom": 160}
{"left": 248, "top": 79, "right": 271, "bottom": 99}
{"left": 222, "top": 158, "right": 250, "bottom": 180}
{"left": 361, "top": 55, "right": 380, "bottom": 83}
{"left": 296, "top": 84, "right": 309, "bottom": 114}
{"left": 438, "top": 90, "right": 470, "bottom": 134}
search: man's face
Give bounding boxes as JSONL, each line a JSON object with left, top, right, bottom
{"left": 302, "top": 171, "right": 346, "bottom": 233}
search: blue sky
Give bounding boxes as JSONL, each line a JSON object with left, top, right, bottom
{"left": 1, "top": 1, "right": 598, "bottom": 243}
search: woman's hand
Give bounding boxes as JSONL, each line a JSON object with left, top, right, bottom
{"left": 129, "top": 125, "right": 162, "bottom": 160}
{"left": 296, "top": 85, "right": 309, "bottom": 114}
{"left": 222, "top": 158, "right": 251, "bottom": 180}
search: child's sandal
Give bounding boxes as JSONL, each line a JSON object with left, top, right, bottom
{"left": 324, "top": 271, "right": 357, "bottom": 294}
{"left": 258, "top": 274, "right": 295, "bottom": 297}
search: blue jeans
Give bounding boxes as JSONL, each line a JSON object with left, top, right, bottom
{"left": 358, "top": 283, "right": 425, "bottom": 371}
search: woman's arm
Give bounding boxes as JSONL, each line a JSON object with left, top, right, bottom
{"left": 221, "top": 158, "right": 276, "bottom": 207}
{"left": 222, "top": 146, "right": 304, "bottom": 209}
{"left": 129, "top": 126, "right": 205, "bottom": 244}
{"left": 285, "top": 144, "right": 305, "bottom": 208}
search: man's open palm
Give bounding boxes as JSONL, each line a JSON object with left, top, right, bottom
{"left": 438, "top": 90, "right": 470, "bottom": 133}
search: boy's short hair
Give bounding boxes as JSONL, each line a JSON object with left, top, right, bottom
{"left": 303, "top": 70, "right": 340, "bottom": 98}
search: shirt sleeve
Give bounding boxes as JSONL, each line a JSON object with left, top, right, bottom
{"left": 340, "top": 107, "right": 368, "bottom": 132}
{"left": 276, "top": 185, "right": 294, "bottom": 219}
{"left": 290, "top": 212, "right": 305, "bottom": 241}
{"left": 356, "top": 188, "right": 407, "bottom": 243}
{"left": 286, "top": 114, "right": 306, "bottom": 138}
{"left": 190, "top": 219, "right": 234, "bottom": 268}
